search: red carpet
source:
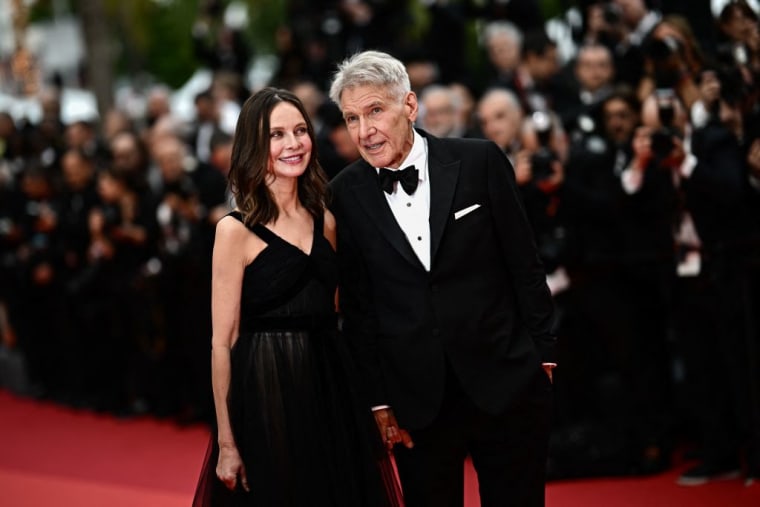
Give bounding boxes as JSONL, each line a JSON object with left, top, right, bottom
{"left": 1, "top": 390, "right": 758, "bottom": 506}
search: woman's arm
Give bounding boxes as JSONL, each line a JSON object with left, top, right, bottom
{"left": 209, "top": 216, "right": 260, "bottom": 491}
{"left": 323, "top": 209, "right": 338, "bottom": 312}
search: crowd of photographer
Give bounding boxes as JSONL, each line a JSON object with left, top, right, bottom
{"left": 455, "top": 0, "right": 760, "bottom": 486}
{"left": 1, "top": 0, "right": 759, "bottom": 486}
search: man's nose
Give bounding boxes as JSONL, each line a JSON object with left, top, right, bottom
{"left": 358, "top": 118, "right": 374, "bottom": 138}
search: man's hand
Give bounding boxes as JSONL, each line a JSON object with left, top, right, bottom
{"left": 661, "top": 136, "right": 687, "bottom": 170}
{"left": 535, "top": 159, "right": 565, "bottom": 194}
{"left": 373, "top": 408, "right": 414, "bottom": 451}
{"left": 747, "top": 138, "right": 760, "bottom": 177}
{"left": 514, "top": 150, "right": 533, "bottom": 186}
{"left": 542, "top": 364, "right": 555, "bottom": 384}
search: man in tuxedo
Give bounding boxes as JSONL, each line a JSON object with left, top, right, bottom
{"left": 328, "top": 50, "right": 557, "bottom": 507}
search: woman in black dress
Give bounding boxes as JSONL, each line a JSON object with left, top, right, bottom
{"left": 193, "top": 87, "right": 403, "bottom": 506}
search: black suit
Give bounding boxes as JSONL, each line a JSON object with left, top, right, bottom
{"left": 329, "top": 130, "right": 556, "bottom": 506}
{"left": 675, "top": 122, "right": 757, "bottom": 468}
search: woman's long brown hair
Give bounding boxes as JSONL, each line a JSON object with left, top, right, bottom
{"left": 228, "top": 87, "right": 328, "bottom": 227}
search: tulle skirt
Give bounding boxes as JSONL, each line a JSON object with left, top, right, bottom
{"left": 192, "top": 326, "right": 404, "bottom": 507}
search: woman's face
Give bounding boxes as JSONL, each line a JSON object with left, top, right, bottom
{"left": 97, "top": 173, "right": 122, "bottom": 203}
{"left": 267, "top": 102, "right": 313, "bottom": 181}
{"left": 721, "top": 7, "right": 758, "bottom": 43}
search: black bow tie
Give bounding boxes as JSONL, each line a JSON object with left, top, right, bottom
{"left": 378, "top": 165, "right": 419, "bottom": 195}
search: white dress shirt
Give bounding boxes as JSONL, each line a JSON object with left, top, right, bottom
{"left": 375, "top": 130, "right": 431, "bottom": 271}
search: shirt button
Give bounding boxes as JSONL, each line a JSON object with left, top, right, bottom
{"left": 406, "top": 202, "right": 412, "bottom": 207}
{"left": 417, "top": 236, "right": 422, "bottom": 241}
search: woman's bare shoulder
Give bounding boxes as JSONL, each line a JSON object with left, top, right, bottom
{"left": 215, "top": 214, "right": 248, "bottom": 240}
{"left": 323, "top": 208, "right": 336, "bottom": 231}
{"left": 322, "top": 208, "right": 336, "bottom": 249}
{"left": 214, "top": 213, "right": 268, "bottom": 266}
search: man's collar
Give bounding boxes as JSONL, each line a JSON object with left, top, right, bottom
{"left": 374, "top": 129, "right": 428, "bottom": 181}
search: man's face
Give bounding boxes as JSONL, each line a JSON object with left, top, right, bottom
{"left": 477, "top": 94, "right": 521, "bottom": 150}
{"left": 154, "top": 142, "right": 185, "bottom": 182}
{"left": 576, "top": 47, "right": 613, "bottom": 92}
{"left": 111, "top": 136, "right": 141, "bottom": 172}
{"left": 195, "top": 97, "right": 217, "bottom": 123}
{"left": 614, "top": 0, "right": 647, "bottom": 28}
{"left": 603, "top": 98, "right": 637, "bottom": 145}
{"left": 421, "top": 91, "right": 458, "bottom": 138}
{"left": 487, "top": 33, "right": 521, "bottom": 73}
{"left": 340, "top": 84, "right": 418, "bottom": 169}
{"left": 65, "top": 123, "right": 92, "bottom": 149}
{"left": 62, "top": 153, "right": 93, "bottom": 190}
{"left": 526, "top": 46, "right": 559, "bottom": 84}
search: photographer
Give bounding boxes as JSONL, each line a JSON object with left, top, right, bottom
{"left": 79, "top": 167, "right": 154, "bottom": 415}
{"left": 587, "top": 0, "right": 661, "bottom": 89}
{"left": 611, "top": 90, "right": 686, "bottom": 473}
{"left": 475, "top": 87, "right": 525, "bottom": 162}
{"left": 513, "top": 110, "right": 570, "bottom": 289}
{"left": 553, "top": 43, "right": 615, "bottom": 136}
{"left": 150, "top": 136, "right": 226, "bottom": 423}
{"left": 664, "top": 66, "right": 760, "bottom": 486}
{"left": 715, "top": 0, "right": 760, "bottom": 103}
{"left": 12, "top": 163, "right": 64, "bottom": 400}
{"left": 638, "top": 16, "right": 705, "bottom": 111}
{"left": 191, "top": 0, "right": 252, "bottom": 78}
{"left": 475, "top": 91, "right": 569, "bottom": 275}
{"left": 552, "top": 85, "right": 681, "bottom": 475}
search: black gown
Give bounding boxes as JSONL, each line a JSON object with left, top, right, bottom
{"left": 193, "top": 211, "right": 403, "bottom": 507}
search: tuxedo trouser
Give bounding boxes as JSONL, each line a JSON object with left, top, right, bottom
{"left": 394, "top": 361, "right": 553, "bottom": 507}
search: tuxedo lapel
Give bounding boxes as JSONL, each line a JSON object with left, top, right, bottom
{"left": 350, "top": 162, "right": 424, "bottom": 269}
{"left": 427, "top": 135, "right": 460, "bottom": 263}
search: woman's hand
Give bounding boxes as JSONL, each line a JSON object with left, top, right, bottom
{"left": 631, "top": 126, "right": 654, "bottom": 170}
{"left": 698, "top": 70, "right": 721, "bottom": 108}
{"left": 216, "top": 444, "right": 249, "bottom": 492}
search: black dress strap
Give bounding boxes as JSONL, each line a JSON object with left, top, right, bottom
{"left": 227, "top": 211, "right": 277, "bottom": 243}
{"left": 251, "top": 223, "right": 279, "bottom": 243}
{"left": 228, "top": 210, "right": 324, "bottom": 245}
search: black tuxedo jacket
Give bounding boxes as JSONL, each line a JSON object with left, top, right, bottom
{"left": 329, "top": 130, "right": 557, "bottom": 430}
{"left": 686, "top": 123, "right": 755, "bottom": 253}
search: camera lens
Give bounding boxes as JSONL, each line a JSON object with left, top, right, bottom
{"left": 532, "top": 111, "right": 551, "bottom": 132}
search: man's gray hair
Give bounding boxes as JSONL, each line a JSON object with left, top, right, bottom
{"left": 420, "top": 84, "right": 461, "bottom": 110}
{"left": 329, "top": 50, "right": 411, "bottom": 107}
{"left": 479, "top": 87, "right": 521, "bottom": 112}
{"left": 482, "top": 20, "right": 523, "bottom": 49}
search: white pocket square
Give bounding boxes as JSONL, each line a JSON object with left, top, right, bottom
{"left": 454, "top": 204, "right": 481, "bottom": 220}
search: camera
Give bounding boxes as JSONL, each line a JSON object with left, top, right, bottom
{"left": 530, "top": 111, "right": 558, "bottom": 181}
{"left": 650, "top": 89, "right": 681, "bottom": 163}
{"left": 646, "top": 36, "right": 681, "bottom": 62}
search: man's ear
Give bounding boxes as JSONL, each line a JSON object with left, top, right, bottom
{"left": 405, "top": 92, "right": 419, "bottom": 123}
